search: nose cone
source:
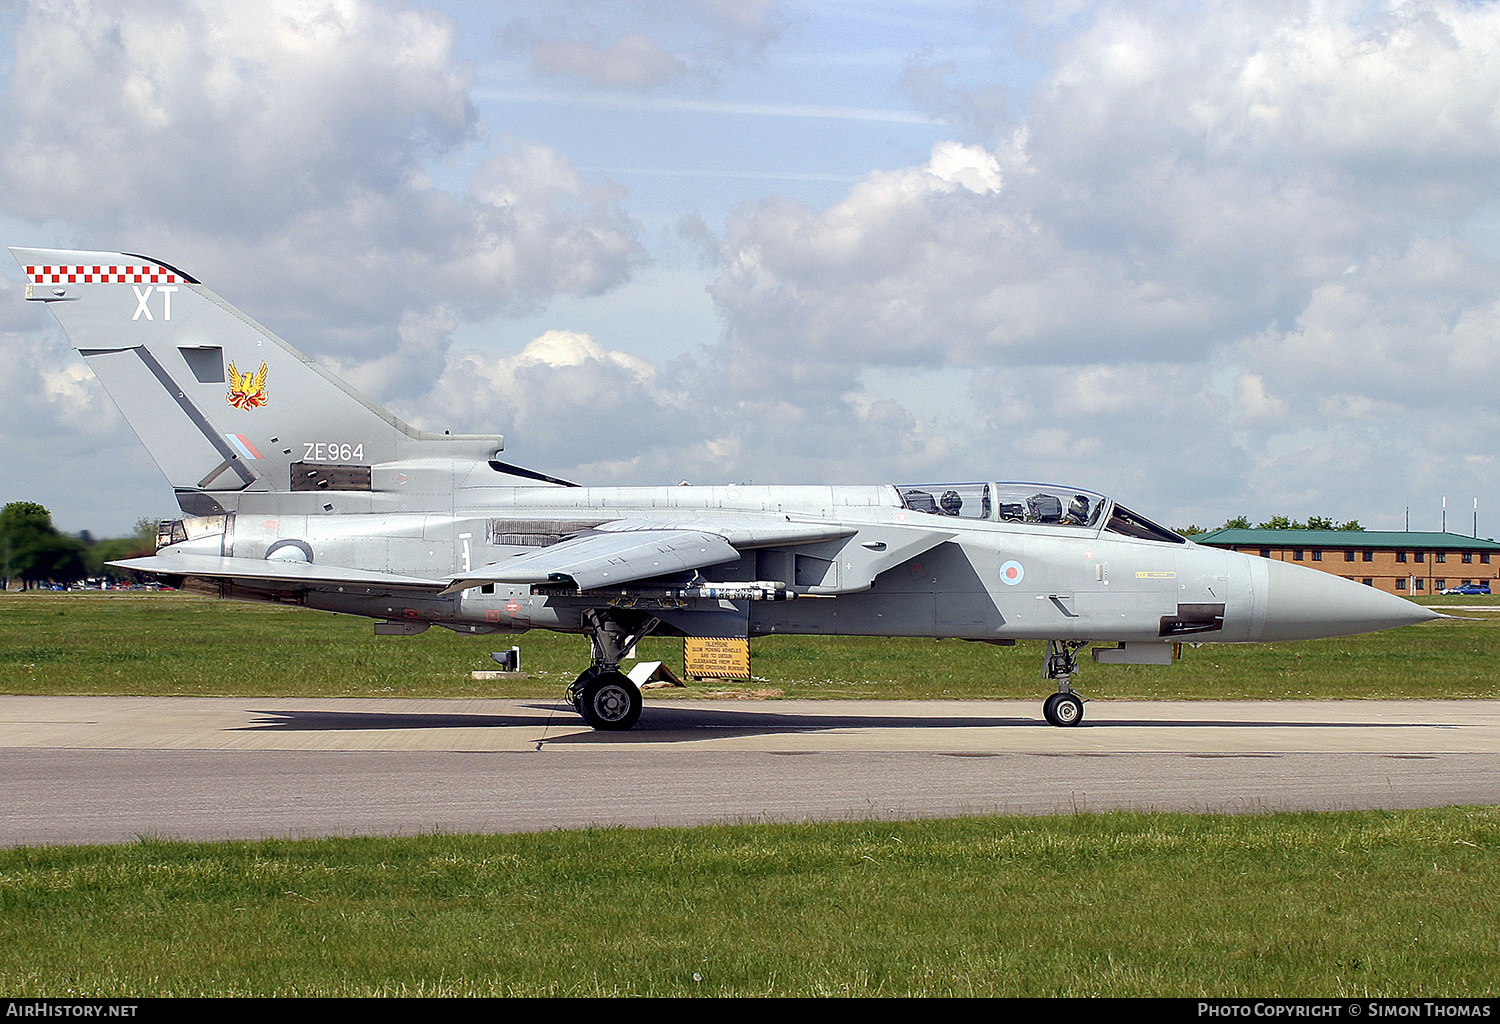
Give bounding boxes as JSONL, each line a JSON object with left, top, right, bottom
{"left": 1257, "top": 558, "right": 1444, "bottom": 641}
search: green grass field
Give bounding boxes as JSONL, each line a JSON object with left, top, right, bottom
{"left": 2, "top": 590, "right": 1497, "bottom": 997}
{"left": 2, "top": 809, "right": 1497, "bottom": 997}
{"left": 2, "top": 589, "right": 1496, "bottom": 700}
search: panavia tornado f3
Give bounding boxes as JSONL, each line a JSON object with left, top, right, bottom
{"left": 12, "top": 247, "right": 1441, "bottom": 729}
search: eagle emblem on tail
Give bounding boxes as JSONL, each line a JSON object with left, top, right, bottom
{"left": 227, "top": 361, "right": 268, "bottom": 409}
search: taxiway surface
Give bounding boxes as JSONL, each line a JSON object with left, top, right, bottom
{"left": 2, "top": 695, "right": 1497, "bottom": 846}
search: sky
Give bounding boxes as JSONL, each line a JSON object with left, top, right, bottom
{"left": 2, "top": 0, "right": 1499, "bottom": 538}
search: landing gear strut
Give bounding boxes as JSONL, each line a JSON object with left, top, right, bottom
{"left": 566, "top": 610, "right": 660, "bottom": 730}
{"left": 1042, "top": 639, "right": 1088, "bottom": 727}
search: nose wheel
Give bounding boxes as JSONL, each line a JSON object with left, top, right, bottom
{"left": 1043, "top": 691, "right": 1084, "bottom": 727}
{"left": 1041, "top": 639, "right": 1089, "bottom": 727}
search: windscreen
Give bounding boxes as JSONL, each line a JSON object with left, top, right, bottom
{"left": 1104, "top": 503, "right": 1186, "bottom": 544}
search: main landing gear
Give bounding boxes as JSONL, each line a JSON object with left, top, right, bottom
{"left": 1042, "top": 639, "right": 1088, "bottom": 727}
{"left": 566, "top": 610, "right": 660, "bottom": 731}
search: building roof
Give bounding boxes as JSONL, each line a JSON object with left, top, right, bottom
{"left": 1193, "top": 528, "right": 1500, "bottom": 551}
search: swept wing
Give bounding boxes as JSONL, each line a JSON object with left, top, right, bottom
{"left": 112, "top": 554, "right": 447, "bottom": 592}
{"left": 443, "top": 518, "right": 861, "bottom": 594}
{"left": 446, "top": 529, "right": 739, "bottom": 593}
{"left": 115, "top": 519, "right": 884, "bottom": 597}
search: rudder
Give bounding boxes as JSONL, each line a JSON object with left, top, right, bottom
{"left": 12, "top": 247, "right": 503, "bottom": 516}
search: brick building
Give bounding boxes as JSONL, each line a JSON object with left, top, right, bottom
{"left": 1193, "top": 528, "right": 1500, "bottom": 595}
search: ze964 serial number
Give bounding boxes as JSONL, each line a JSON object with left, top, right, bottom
{"left": 303, "top": 442, "right": 365, "bottom": 462}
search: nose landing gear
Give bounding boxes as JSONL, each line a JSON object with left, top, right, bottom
{"left": 1042, "top": 639, "right": 1089, "bottom": 727}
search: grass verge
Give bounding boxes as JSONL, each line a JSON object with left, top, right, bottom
{"left": 0, "top": 808, "right": 1496, "bottom": 997}
{"left": 1, "top": 591, "right": 1496, "bottom": 701}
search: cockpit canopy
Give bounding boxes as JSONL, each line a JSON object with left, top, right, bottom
{"left": 894, "top": 481, "right": 1185, "bottom": 544}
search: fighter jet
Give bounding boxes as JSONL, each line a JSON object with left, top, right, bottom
{"left": 11, "top": 247, "right": 1440, "bottom": 729}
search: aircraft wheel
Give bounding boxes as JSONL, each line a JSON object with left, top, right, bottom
{"left": 1043, "top": 692, "right": 1084, "bottom": 727}
{"left": 580, "top": 671, "right": 642, "bottom": 731}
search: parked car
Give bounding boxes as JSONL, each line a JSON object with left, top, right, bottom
{"left": 1444, "top": 583, "right": 1492, "bottom": 595}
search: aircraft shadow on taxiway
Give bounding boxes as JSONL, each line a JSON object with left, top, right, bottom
{"left": 239, "top": 703, "right": 1453, "bottom": 744}
{"left": 239, "top": 704, "right": 1034, "bottom": 738}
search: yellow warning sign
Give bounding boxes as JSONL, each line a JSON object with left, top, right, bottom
{"left": 684, "top": 636, "right": 750, "bottom": 680}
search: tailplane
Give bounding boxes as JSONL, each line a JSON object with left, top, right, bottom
{"left": 12, "top": 247, "right": 504, "bottom": 516}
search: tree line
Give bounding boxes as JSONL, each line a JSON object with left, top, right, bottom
{"left": 1176, "top": 515, "right": 1364, "bottom": 537}
{"left": 0, "top": 502, "right": 157, "bottom": 590}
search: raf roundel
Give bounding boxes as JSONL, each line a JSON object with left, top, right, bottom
{"left": 1000, "top": 560, "right": 1025, "bottom": 586}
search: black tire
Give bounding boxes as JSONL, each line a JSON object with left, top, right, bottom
{"left": 579, "top": 671, "right": 642, "bottom": 731}
{"left": 1043, "top": 692, "right": 1084, "bottom": 727}
{"left": 569, "top": 667, "right": 599, "bottom": 713}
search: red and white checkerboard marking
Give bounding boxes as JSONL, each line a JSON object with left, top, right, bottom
{"left": 24, "top": 265, "right": 179, "bottom": 285}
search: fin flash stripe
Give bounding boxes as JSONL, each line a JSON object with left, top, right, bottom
{"left": 25, "top": 265, "right": 179, "bottom": 285}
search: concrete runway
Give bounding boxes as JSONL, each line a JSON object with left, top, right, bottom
{"left": 3, "top": 694, "right": 1498, "bottom": 847}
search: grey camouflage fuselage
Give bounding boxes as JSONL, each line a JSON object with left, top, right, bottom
{"left": 13, "top": 247, "right": 1440, "bottom": 728}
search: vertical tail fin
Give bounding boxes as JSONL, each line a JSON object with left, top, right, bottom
{"left": 12, "top": 247, "right": 503, "bottom": 515}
